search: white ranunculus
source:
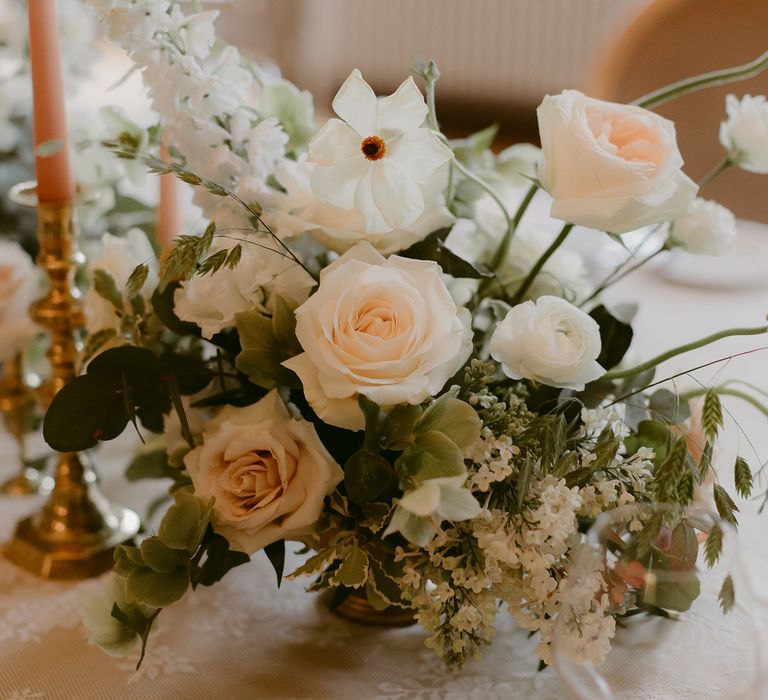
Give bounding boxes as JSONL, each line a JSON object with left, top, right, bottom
{"left": 384, "top": 476, "right": 481, "bottom": 546}
{"left": 307, "top": 69, "right": 453, "bottom": 235}
{"left": 84, "top": 228, "right": 158, "bottom": 337}
{"left": 184, "top": 390, "right": 343, "bottom": 553}
{"left": 537, "top": 90, "right": 697, "bottom": 234}
{"left": 260, "top": 79, "right": 316, "bottom": 152}
{"left": 0, "top": 241, "right": 39, "bottom": 364}
{"left": 173, "top": 237, "right": 314, "bottom": 339}
{"left": 670, "top": 198, "right": 737, "bottom": 255}
{"left": 283, "top": 243, "right": 473, "bottom": 431}
{"left": 261, "top": 155, "right": 454, "bottom": 254}
{"left": 489, "top": 295, "right": 605, "bottom": 390}
{"left": 244, "top": 116, "right": 288, "bottom": 181}
{"left": 719, "top": 94, "right": 768, "bottom": 174}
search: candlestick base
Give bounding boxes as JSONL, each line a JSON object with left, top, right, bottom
{"left": 0, "top": 469, "right": 53, "bottom": 497}
{"left": 3, "top": 452, "right": 140, "bottom": 579}
{"left": 3, "top": 182, "right": 141, "bottom": 579}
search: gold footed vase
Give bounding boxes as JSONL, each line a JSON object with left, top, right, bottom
{"left": 0, "top": 353, "right": 52, "bottom": 496}
{"left": 334, "top": 589, "right": 416, "bottom": 627}
{"left": 2, "top": 182, "right": 140, "bottom": 579}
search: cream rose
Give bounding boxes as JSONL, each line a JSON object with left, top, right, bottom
{"left": 283, "top": 242, "right": 473, "bottom": 431}
{"left": 489, "top": 296, "right": 604, "bottom": 390}
{"left": 0, "top": 240, "right": 39, "bottom": 364}
{"left": 184, "top": 390, "right": 343, "bottom": 553}
{"left": 537, "top": 90, "right": 697, "bottom": 233}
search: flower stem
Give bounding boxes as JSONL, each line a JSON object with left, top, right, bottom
{"left": 698, "top": 156, "right": 733, "bottom": 188}
{"left": 603, "top": 325, "right": 768, "bottom": 381}
{"left": 510, "top": 223, "right": 574, "bottom": 304}
{"left": 490, "top": 182, "right": 539, "bottom": 270}
{"left": 680, "top": 386, "right": 768, "bottom": 418}
{"left": 580, "top": 244, "right": 666, "bottom": 307}
{"left": 634, "top": 49, "right": 768, "bottom": 109}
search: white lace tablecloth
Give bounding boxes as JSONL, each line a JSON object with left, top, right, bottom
{"left": 2, "top": 222, "right": 768, "bottom": 700}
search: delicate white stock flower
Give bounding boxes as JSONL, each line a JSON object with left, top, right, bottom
{"left": 670, "top": 198, "right": 737, "bottom": 255}
{"left": 283, "top": 242, "right": 473, "bottom": 431}
{"left": 489, "top": 295, "right": 605, "bottom": 390}
{"left": 307, "top": 69, "right": 453, "bottom": 234}
{"left": 537, "top": 90, "right": 697, "bottom": 233}
{"left": 385, "top": 476, "right": 481, "bottom": 546}
{"left": 719, "top": 94, "right": 768, "bottom": 173}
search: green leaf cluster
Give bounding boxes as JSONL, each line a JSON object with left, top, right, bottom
{"left": 111, "top": 491, "right": 250, "bottom": 666}
{"left": 43, "top": 346, "right": 212, "bottom": 452}
{"left": 235, "top": 299, "right": 303, "bottom": 390}
{"left": 343, "top": 393, "right": 481, "bottom": 507}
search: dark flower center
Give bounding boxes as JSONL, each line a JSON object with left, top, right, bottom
{"left": 361, "top": 135, "right": 386, "bottom": 161}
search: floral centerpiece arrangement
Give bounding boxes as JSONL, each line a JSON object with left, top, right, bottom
{"left": 43, "top": 0, "right": 768, "bottom": 671}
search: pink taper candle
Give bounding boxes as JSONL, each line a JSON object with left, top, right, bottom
{"left": 157, "top": 137, "right": 181, "bottom": 249}
{"left": 28, "top": 0, "right": 75, "bottom": 203}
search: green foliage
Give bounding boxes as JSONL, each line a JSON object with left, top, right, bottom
{"left": 653, "top": 438, "right": 688, "bottom": 502}
{"left": 415, "top": 394, "right": 482, "bottom": 453}
{"left": 112, "top": 491, "right": 250, "bottom": 667}
{"left": 330, "top": 545, "right": 369, "bottom": 589}
{"left": 264, "top": 540, "right": 286, "bottom": 587}
{"left": 625, "top": 420, "right": 671, "bottom": 466}
{"left": 235, "top": 302, "right": 302, "bottom": 390}
{"left": 734, "top": 456, "right": 753, "bottom": 498}
{"left": 704, "top": 522, "right": 723, "bottom": 567}
{"left": 126, "top": 263, "right": 149, "bottom": 299}
{"left": 713, "top": 483, "right": 739, "bottom": 525}
{"left": 399, "top": 229, "right": 492, "bottom": 280}
{"left": 702, "top": 389, "right": 724, "bottom": 441}
{"left": 43, "top": 346, "right": 212, "bottom": 452}
{"left": 589, "top": 305, "right": 633, "bottom": 370}
{"left": 93, "top": 269, "right": 124, "bottom": 311}
{"left": 396, "top": 431, "right": 465, "bottom": 482}
{"left": 649, "top": 389, "right": 691, "bottom": 424}
{"left": 718, "top": 574, "right": 735, "bottom": 613}
{"left": 344, "top": 451, "right": 394, "bottom": 505}
{"left": 151, "top": 282, "right": 201, "bottom": 336}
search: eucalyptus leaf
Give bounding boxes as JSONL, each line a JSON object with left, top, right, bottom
{"left": 589, "top": 304, "right": 633, "bottom": 370}
{"left": 399, "top": 229, "right": 493, "bottom": 279}
{"left": 344, "top": 451, "right": 394, "bottom": 505}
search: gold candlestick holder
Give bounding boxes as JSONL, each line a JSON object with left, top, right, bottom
{"left": 0, "top": 353, "right": 52, "bottom": 496}
{"left": 2, "top": 182, "right": 140, "bottom": 579}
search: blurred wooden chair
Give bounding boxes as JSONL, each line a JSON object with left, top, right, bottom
{"left": 590, "top": 0, "right": 768, "bottom": 223}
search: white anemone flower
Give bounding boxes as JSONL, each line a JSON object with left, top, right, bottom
{"left": 307, "top": 69, "right": 453, "bottom": 234}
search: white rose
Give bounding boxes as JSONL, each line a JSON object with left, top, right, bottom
{"left": 84, "top": 228, "right": 158, "bottom": 336}
{"left": 174, "top": 237, "right": 314, "bottom": 339}
{"left": 719, "top": 94, "right": 768, "bottom": 173}
{"left": 0, "top": 240, "right": 39, "bottom": 363}
{"left": 489, "top": 295, "right": 604, "bottom": 390}
{"left": 537, "top": 90, "right": 697, "bottom": 233}
{"left": 260, "top": 155, "right": 454, "bottom": 255}
{"left": 670, "top": 198, "right": 737, "bottom": 255}
{"left": 283, "top": 242, "right": 473, "bottom": 431}
{"left": 184, "top": 390, "right": 343, "bottom": 553}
